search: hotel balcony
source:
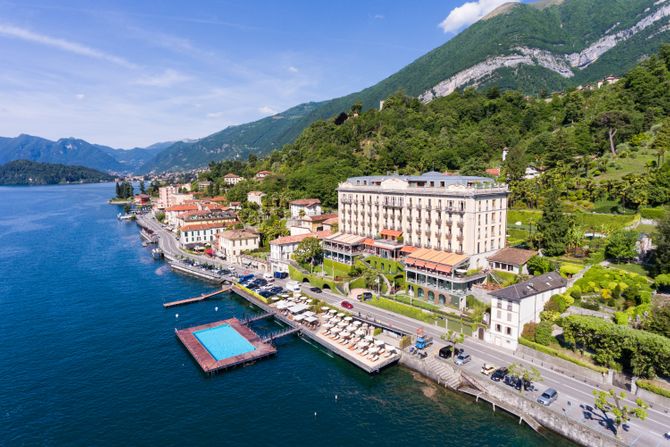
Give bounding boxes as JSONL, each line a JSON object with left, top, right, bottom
{"left": 341, "top": 197, "right": 352, "bottom": 204}
{"left": 457, "top": 235, "right": 464, "bottom": 242}
{"left": 446, "top": 219, "right": 453, "bottom": 227}
{"left": 457, "top": 221, "right": 464, "bottom": 229}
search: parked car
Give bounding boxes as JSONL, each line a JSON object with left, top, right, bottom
{"left": 357, "top": 291, "right": 373, "bottom": 301}
{"left": 537, "top": 388, "right": 558, "bottom": 406}
{"left": 454, "top": 353, "right": 471, "bottom": 365}
{"left": 310, "top": 287, "right": 322, "bottom": 293}
{"left": 273, "top": 271, "right": 289, "bottom": 279}
{"left": 341, "top": 300, "right": 354, "bottom": 310}
{"left": 481, "top": 363, "right": 497, "bottom": 375}
{"left": 269, "top": 286, "right": 283, "bottom": 294}
{"left": 491, "top": 367, "right": 508, "bottom": 382}
{"left": 438, "top": 346, "right": 462, "bottom": 359}
{"left": 259, "top": 290, "right": 273, "bottom": 298}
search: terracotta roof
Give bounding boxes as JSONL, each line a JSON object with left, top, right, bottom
{"left": 485, "top": 167, "right": 501, "bottom": 176}
{"left": 224, "top": 173, "right": 241, "bottom": 178}
{"left": 229, "top": 202, "right": 241, "bottom": 206}
{"left": 490, "top": 272, "right": 567, "bottom": 302}
{"left": 400, "top": 245, "right": 418, "bottom": 253}
{"left": 270, "top": 230, "right": 332, "bottom": 246}
{"left": 256, "top": 170, "right": 272, "bottom": 176}
{"left": 220, "top": 229, "right": 258, "bottom": 240}
{"left": 380, "top": 229, "right": 403, "bottom": 238}
{"left": 166, "top": 204, "right": 198, "bottom": 212}
{"left": 305, "top": 212, "right": 338, "bottom": 222}
{"left": 404, "top": 248, "right": 468, "bottom": 273}
{"left": 290, "top": 198, "right": 321, "bottom": 206}
{"left": 488, "top": 247, "right": 536, "bottom": 266}
{"left": 322, "top": 217, "right": 339, "bottom": 225}
{"left": 363, "top": 238, "right": 375, "bottom": 246}
{"left": 211, "top": 196, "right": 227, "bottom": 202}
{"left": 180, "top": 222, "right": 229, "bottom": 232}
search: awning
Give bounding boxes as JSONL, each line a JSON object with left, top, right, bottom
{"left": 289, "top": 304, "right": 309, "bottom": 314}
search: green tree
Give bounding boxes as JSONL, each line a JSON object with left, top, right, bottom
{"left": 652, "top": 214, "right": 670, "bottom": 274}
{"left": 527, "top": 255, "right": 553, "bottom": 275}
{"left": 535, "top": 186, "right": 570, "bottom": 256}
{"left": 507, "top": 363, "right": 542, "bottom": 393}
{"left": 293, "top": 237, "right": 323, "bottom": 271}
{"left": 604, "top": 230, "right": 638, "bottom": 262}
{"left": 442, "top": 329, "right": 465, "bottom": 363}
{"left": 652, "top": 118, "right": 670, "bottom": 167}
{"left": 590, "top": 110, "right": 636, "bottom": 157}
{"left": 593, "top": 389, "right": 648, "bottom": 438}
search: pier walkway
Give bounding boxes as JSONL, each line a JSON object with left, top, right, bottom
{"left": 262, "top": 327, "right": 301, "bottom": 343}
{"left": 240, "top": 312, "right": 274, "bottom": 325}
{"left": 163, "top": 286, "right": 231, "bottom": 308}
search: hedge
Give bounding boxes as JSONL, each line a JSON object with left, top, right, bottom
{"left": 518, "top": 337, "right": 608, "bottom": 373}
{"left": 235, "top": 284, "right": 269, "bottom": 304}
{"left": 636, "top": 379, "right": 670, "bottom": 399}
{"left": 364, "top": 255, "right": 403, "bottom": 274}
{"left": 640, "top": 207, "right": 667, "bottom": 220}
{"left": 562, "top": 315, "right": 670, "bottom": 378}
{"left": 288, "top": 265, "right": 340, "bottom": 291}
{"left": 367, "top": 296, "right": 436, "bottom": 324}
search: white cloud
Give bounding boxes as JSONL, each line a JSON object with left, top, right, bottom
{"left": 134, "top": 69, "right": 191, "bottom": 87}
{"left": 206, "top": 112, "right": 224, "bottom": 119}
{"left": 75, "top": 93, "right": 85, "bottom": 100}
{"left": 439, "top": 0, "right": 518, "bottom": 33}
{"left": 373, "top": 14, "right": 385, "bottom": 20}
{"left": 0, "top": 23, "right": 136, "bottom": 68}
{"left": 258, "top": 106, "right": 277, "bottom": 115}
{"left": 288, "top": 65, "right": 299, "bottom": 73}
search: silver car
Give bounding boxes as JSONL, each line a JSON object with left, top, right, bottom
{"left": 537, "top": 388, "right": 558, "bottom": 406}
{"left": 454, "top": 353, "right": 471, "bottom": 365}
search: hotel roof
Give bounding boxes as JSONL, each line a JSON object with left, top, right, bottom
{"left": 404, "top": 248, "right": 468, "bottom": 274}
{"left": 220, "top": 229, "right": 258, "bottom": 240}
{"left": 325, "top": 232, "right": 366, "bottom": 245}
{"left": 224, "top": 173, "right": 242, "bottom": 178}
{"left": 166, "top": 204, "right": 198, "bottom": 212}
{"left": 490, "top": 272, "right": 567, "bottom": 302}
{"left": 305, "top": 212, "right": 338, "bottom": 222}
{"left": 343, "top": 171, "right": 495, "bottom": 186}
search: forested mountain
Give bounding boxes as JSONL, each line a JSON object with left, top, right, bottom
{"left": 142, "top": 0, "right": 670, "bottom": 172}
{"left": 203, "top": 45, "right": 670, "bottom": 212}
{"left": 0, "top": 160, "right": 114, "bottom": 185}
{"left": 0, "top": 135, "right": 170, "bottom": 173}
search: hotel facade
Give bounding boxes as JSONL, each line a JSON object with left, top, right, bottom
{"left": 334, "top": 172, "right": 508, "bottom": 267}
{"left": 324, "top": 172, "right": 509, "bottom": 305}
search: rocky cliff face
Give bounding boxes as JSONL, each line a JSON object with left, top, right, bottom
{"left": 421, "top": 1, "right": 670, "bottom": 101}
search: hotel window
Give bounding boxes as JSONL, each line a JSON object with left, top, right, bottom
{"left": 495, "top": 324, "right": 501, "bottom": 332}
{"left": 496, "top": 309, "right": 501, "bottom": 319}
{"left": 505, "top": 327, "right": 512, "bottom": 336}
{"left": 506, "top": 312, "right": 512, "bottom": 322}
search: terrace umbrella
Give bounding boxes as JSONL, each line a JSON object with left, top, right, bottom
{"left": 337, "top": 312, "right": 345, "bottom": 318}
{"left": 355, "top": 329, "right": 366, "bottom": 337}
{"left": 344, "top": 316, "right": 353, "bottom": 322}
{"left": 321, "top": 306, "right": 330, "bottom": 312}
{"left": 340, "top": 331, "right": 351, "bottom": 338}
{"left": 368, "top": 347, "right": 380, "bottom": 355}
{"left": 346, "top": 324, "right": 356, "bottom": 332}
{"left": 374, "top": 339, "right": 385, "bottom": 346}
{"left": 306, "top": 299, "right": 314, "bottom": 304}
{"left": 294, "top": 314, "right": 305, "bottom": 322}
{"left": 337, "top": 321, "right": 347, "bottom": 327}
{"left": 353, "top": 321, "right": 362, "bottom": 327}
{"left": 328, "top": 309, "right": 337, "bottom": 314}
{"left": 365, "top": 335, "right": 374, "bottom": 342}
{"left": 330, "top": 327, "right": 342, "bottom": 334}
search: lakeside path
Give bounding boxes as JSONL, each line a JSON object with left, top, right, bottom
{"left": 138, "top": 215, "right": 670, "bottom": 447}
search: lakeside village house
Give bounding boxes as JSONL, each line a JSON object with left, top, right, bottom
{"left": 215, "top": 229, "right": 260, "bottom": 264}
{"left": 486, "top": 272, "right": 567, "bottom": 350}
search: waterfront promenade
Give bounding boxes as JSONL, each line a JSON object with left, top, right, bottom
{"left": 139, "top": 214, "right": 670, "bottom": 446}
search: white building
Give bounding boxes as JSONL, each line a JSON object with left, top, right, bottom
{"left": 247, "top": 191, "right": 266, "bottom": 208}
{"left": 179, "top": 222, "right": 229, "bottom": 247}
{"left": 269, "top": 231, "right": 331, "bottom": 273}
{"left": 216, "top": 229, "right": 260, "bottom": 264}
{"left": 336, "top": 172, "right": 508, "bottom": 268}
{"left": 255, "top": 170, "right": 272, "bottom": 180}
{"left": 158, "top": 185, "right": 194, "bottom": 209}
{"left": 223, "top": 173, "right": 243, "bottom": 186}
{"left": 487, "top": 247, "right": 536, "bottom": 275}
{"left": 165, "top": 204, "right": 199, "bottom": 227}
{"left": 487, "top": 272, "right": 567, "bottom": 350}
{"left": 289, "top": 198, "right": 322, "bottom": 218}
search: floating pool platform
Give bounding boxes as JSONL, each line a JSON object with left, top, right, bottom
{"left": 176, "top": 318, "right": 276, "bottom": 374}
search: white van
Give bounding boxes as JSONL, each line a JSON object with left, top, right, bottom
{"left": 263, "top": 272, "right": 274, "bottom": 281}
{"left": 286, "top": 280, "right": 301, "bottom": 292}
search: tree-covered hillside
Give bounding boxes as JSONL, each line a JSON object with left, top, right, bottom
{"left": 202, "top": 45, "right": 670, "bottom": 212}
{"left": 143, "top": 0, "right": 670, "bottom": 172}
{"left": 0, "top": 160, "right": 114, "bottom": 185}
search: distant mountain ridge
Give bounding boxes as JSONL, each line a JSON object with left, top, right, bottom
{"left": 0, "top": 134, "right": 172, "bottom": 174}
{"left": 141, "top": 0, "right": 670, "bottom": 173}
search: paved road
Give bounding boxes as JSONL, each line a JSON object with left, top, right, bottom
{"left": 141, "top": 215, "right": 670, "bottom": 446}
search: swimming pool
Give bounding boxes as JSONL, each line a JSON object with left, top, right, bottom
{"left": 194, "top": 324, "right": 256, "bottom": 361}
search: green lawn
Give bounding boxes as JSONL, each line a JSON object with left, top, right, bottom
{"left": 322, "top": 258, "right": 353, "bottom": 278}
{"left": 593, "top": 150, "right": 656, "bottom": 181}
{"left": 507, "top": 209, "right": 638, "bottom": 232}
{"left": 609, "top": 263, "right": 652, "bottom": 278}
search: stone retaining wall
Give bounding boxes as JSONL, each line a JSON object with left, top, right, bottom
{"left": 515, "top": 345, "right": 611, "bottom": 385}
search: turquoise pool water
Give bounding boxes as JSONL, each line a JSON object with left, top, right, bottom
{"left": 194, "top": 324, "right": 256, "bottom": 360}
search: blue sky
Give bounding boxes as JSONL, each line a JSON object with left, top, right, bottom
{"left": 0, "top": 0, "right": 520, "bottom": 148}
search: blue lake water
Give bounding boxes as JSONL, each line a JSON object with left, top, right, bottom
{"left": 0, "top": 183, "right": 574, "bottom": 446}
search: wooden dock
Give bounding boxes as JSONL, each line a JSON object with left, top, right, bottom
{"left": 163, "top": 286, "right": 231, "bottom": 308}
{"left": 176, "top": 318, "right": 276, "bottom": 374}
